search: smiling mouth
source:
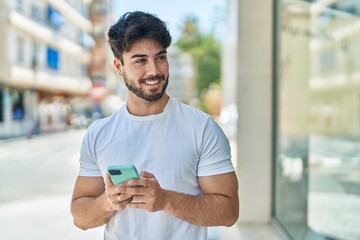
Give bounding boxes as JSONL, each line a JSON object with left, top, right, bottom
{"left": 144, "top": 79, "right": 161, "bottom": 85}
{"left": 141, "top": 76, "right": 164, "bottom": 86}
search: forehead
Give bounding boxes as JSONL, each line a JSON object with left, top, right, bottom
{"left": 124, "top": 38, "right": 165, "bottom": 58}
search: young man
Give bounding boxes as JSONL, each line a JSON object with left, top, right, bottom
{"left": 71, "top": 11, "right": 239, "bottom": 240}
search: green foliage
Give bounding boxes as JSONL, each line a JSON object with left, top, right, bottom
{"left": 175, "top": 15, "right": 221, "bottom": 96}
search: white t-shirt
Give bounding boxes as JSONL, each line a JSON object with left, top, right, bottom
{"left": 79, "top": 97, "right": 234, "bottom": 240}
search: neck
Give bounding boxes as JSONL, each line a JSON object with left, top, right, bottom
{"left": 126, "top": 93, "right": 170, "bottom": 116}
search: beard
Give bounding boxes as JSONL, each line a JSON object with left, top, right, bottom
{"left": 123, "top": 74, "right": 169, "bottom": 101}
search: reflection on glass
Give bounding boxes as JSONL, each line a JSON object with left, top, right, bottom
{"left": 308, "top": 1, "right": 360, "bottom": 239}
{"left": 276, "top": 0, "right": 360, "bottom": 239}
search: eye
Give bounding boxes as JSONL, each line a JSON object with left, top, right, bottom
{"left": 156, "top": 55, "right": 167, "bottom": 62}
{"left": 135, "top": 58, "right": 146, "bottom": 64}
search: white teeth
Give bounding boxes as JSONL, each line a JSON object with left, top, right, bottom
{"left": 144, "top": 79, "right": 160, "bottom": 85}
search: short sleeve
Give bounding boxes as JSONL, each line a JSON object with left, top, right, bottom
{"left": 78, "top": 126, "right": 102, "bottom": 177}
{"left": 197, "top": 117, "right": 235, "bottom": 176}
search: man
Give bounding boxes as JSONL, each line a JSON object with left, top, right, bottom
{"left": 71, "top": 11, "right": 239, "bottom": 240}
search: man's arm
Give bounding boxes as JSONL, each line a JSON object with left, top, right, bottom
{"left": 71, "top": 175, "right": 133, "bottom": 230}
{"left": 123, "top": 171, "right": 239, "bottom": 227}
{"left": 165, "top": 172, "right": 239, "bottom": 226}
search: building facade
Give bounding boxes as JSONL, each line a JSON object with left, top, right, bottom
{"left": 224, "top": 0, "right": 360, "bottom": 239}
{"left": 167, "top": 46, "right": 196, "bottom": 105}
{"left": 87, "top": 0, "right": 119, "bottom": 117}
{"left": 0, "top": 0, "right": 93, "bottom": 138}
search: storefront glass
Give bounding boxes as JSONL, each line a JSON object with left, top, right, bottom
{"left": 274, "top": 0, "right": 360, "bottom": 239}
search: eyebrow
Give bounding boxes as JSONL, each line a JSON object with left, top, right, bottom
{"left": 130, "top": 50, "right": 167, "bottom": 59}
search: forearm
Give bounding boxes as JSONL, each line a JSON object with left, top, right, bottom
{"left": 163, "top": 190, "right": 239, "bottom": 227}
{"left": 71, "top": 193, "right": 115, "bottom": 230}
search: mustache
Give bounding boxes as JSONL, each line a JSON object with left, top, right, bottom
{"left": 140, "top": 75, "right": 165, "bottom": 83}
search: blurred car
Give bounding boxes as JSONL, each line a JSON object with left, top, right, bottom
{"left": 219, "top": 104, "right": 238, "bottom": 139}
{"left": 70, "top": 113, "right": 91, "bottom": 129}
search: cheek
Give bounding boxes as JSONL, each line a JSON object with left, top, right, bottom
{"left": 159, "top": 64, "right": 169, "bottom": 75}
{"left": 133, "top": 71, "right": 146, "bottom": 80}
{"left": 124, "top": 67, "right": 144, "bottom": 79}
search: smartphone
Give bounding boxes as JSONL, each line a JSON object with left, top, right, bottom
{"left": 107, "top": 164, "right": 140, "bottom": 186}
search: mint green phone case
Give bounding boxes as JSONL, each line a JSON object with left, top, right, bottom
{"left": 107, "top": 165, "right": 140, "bottom": 185}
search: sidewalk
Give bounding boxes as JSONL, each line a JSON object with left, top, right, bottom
{"left": 0, "top": 194, "right": 280, "bottom": 240}
{"left": 0, "top": 195, "right": 104, "bottom": 240}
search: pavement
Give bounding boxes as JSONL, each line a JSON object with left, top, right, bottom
{"left": 0, "top": 195, "right": 279, "bottom": 240}
{"left": 0, "top": 195, "right": 104, "bottom": 239}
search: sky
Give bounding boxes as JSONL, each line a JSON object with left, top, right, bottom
{"left": 112, "top": 0, "right": 226, "bottom": 41}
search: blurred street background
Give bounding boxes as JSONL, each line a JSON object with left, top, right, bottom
{"left": 0, "top": 0, "right": 242, "bottom": 239}
{"left": 0, "top": 129, "right": 104, "bottom": 239}
{"left": 1, "top": 0, "right": 360, "bottom": 240}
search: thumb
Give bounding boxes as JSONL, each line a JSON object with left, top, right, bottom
{"left": 104, "top": 172, "right": 114, "bottom": 187}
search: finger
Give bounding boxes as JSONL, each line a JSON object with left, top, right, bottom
{"left": 114, "top": 197, "right": 133, "bottom": 211}
{"left": 104, "top": 173, "right": 114, "bottom": 187}
{"left": 132, "top": 195, "right": 146, "bottom": 203}
{"left": 126, "top": 171, "right": 156, "bottom": 187}
{"left": 118, "top": 185, "right": 145, "bottom": 195}
{"left": 128, "top": 202, "right": 146, "bottom": 209}
{"left": 140, "top": 171, "right": 155, "bottom": 178}
{"left": 117, "top": 194, "right": 133, "bottom": 202}
{"left": 126, "top": 178, "right": 151, "bottom": 188}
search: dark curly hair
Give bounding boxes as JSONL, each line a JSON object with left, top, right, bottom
{"left": 108, "top": 11, "right": 172, "bottom": 64}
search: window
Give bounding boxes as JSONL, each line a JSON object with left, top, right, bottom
{"left": 274, "top": 0, "right": 360, "bottom": 239}
{"left": 320, "top": 49, "right": 335, "bottom": 72}
{"left": 16, "top": 0, "right": 23, "bottom": 12}
{"left": 17, "top": 36, "right": 24, "bottom": 64}
{"left": 11, "top": 90, "right": 24, "bottom": 121}
{"left": 32, "top": 42, "right": 39, "bottom": 70}
{"left": 31, "top": 4, "right": 42, "bottom": 22}
{"left": 46, "top": 6, "right": 64, "bottom": 30}
{"left": 47, "top": 47, "right": 59, "bottom": 70}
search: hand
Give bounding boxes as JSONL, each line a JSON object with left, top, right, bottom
{"left": 104, "top": 173, "right": 134, "bottom": 211}
{"left": 118, "top": 171, "right": 167, "bottom": 212}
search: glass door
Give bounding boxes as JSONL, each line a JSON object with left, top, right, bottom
{"left": 274, "top": 0, "right": 360, "bottom": 239}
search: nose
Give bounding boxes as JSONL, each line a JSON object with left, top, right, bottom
{"left": 145, "top": 60, "right": 161, "bottom": 77}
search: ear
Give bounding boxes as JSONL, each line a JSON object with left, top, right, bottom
{"left": 113, "top": 58, "right": 124, "bottom": 77}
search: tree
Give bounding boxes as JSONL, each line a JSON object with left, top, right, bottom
{"left": 176, "top": 15, "right": 221, "bottom": 97}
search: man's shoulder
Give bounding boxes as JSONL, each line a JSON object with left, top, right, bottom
{"left": 171, "top": 98, "right": 210, "bottom": 120}
{"left": 87, "top": 107, "right": 124, "bottom": 133}
{"left": 89, "top": 113, "right": 114, "bottom": 129}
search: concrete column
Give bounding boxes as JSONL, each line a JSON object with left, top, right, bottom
{"left": 221, "top": 0, "right": 239, "bottom": 107}
{"left": 235, "top": 0, "right": 273, "bottom": 222}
